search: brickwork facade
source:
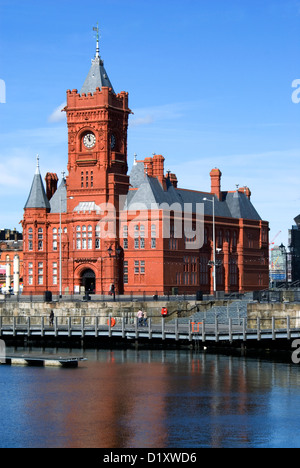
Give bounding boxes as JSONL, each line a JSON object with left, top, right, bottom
{"left": 21, "top": 41, "right": 269, "bottom": 296}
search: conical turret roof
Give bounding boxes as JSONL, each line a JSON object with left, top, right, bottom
{"left": 24, "top": 156, "right": 50, "bottom": 210}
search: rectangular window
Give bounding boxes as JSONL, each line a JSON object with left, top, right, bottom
{"left": 28, "top": 262, "right": 33, "bottom": 285}
{"left": 38, "top": 262, "right": 43, "bottom": 285}
{"left": 28, "top": 228, "right": 33, "bottom": 251}
{"left": 124, "top": 261, "right": 128, "bottom": 284}
{"left": 134, "top": 261, "right": 139, "bottom": 274}
{"left": 140, "top": 261, "right": 145, "bottom": 274}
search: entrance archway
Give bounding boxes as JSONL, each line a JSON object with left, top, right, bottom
{"left": 81, "top": 269, "right": 96, "bottom": 294}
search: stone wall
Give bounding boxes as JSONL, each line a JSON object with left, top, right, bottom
{"left": 0, "top": 299, "right": 207, "bottom": 322}
{"left": 247, "top": 302, "right": 300, "bottom": 329}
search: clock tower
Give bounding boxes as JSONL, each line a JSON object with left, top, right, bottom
{"left": 62, "top": 27, "right": 131, "bottom": 295}
{"left": 65, "top": 27, "right": 131, "bottom": 212}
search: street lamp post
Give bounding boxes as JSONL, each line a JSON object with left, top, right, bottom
{"left": 279, "top": 243, "right": 288, "bottom": 289}
{"left": 59, "top": 175, "right": 73, "bottom": 300}
{"left": 203, "top": 197, "right": 216, "bottom": 296}
{"left": 107, "top": 245, "right": 122, "bottom": 301}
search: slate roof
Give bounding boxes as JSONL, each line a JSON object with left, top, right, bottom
{"left": 24, "top": 165, "right": 50, "bottom": 210}
{"left": 80, "top": 56, "right": 115, "bottom": 95}
{"left": 49, "top": 178, "right": 67, "bottom": 213}
{"left": 126, "top": 161, "right": 262, "bottom": 221}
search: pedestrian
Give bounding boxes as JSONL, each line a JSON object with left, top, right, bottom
{"left": 49, "top": 310, "right": 54, "bottom": 326}
{"left": 137, "top": 309, "right": 143, "bottom": 327}
{"left": 143, "top": 310, "right": 148, "bottom": 327}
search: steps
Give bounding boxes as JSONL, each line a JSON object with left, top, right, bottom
{"left": 177, "top": 298, "right": 250, "bottom": 325}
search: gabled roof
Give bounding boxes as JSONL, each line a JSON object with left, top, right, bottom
{"left": 24, "top": 159, "right": 50, "bottom": 210}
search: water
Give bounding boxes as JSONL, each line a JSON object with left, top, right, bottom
{"left": 1, "top": 348, "right": 300, "bottom": 448}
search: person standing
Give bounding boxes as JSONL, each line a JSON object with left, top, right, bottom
{"left": 49, "top": 310, "right": 54, "bottom": 326}
{"left": 137, "top": 309, "right": 143, "bottom": 327}
{"left": 143, "top": 310, "right": 148, "bottom": 327}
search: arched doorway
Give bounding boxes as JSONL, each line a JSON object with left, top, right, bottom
{"left": 81, "top": 269, "right": 96, "bottom": 294}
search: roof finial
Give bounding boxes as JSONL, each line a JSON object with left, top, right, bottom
{"left": 35, "top": 154, "right": 40, "bottom": 174}
{"left": 133, "top": 153, "right": 137, "bottom": 166}
{"left": 93, "top": 22, "right": 100, "bottom": 59}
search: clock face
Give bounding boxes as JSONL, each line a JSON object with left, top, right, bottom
{"left": 83, "top": 133, "right": 96, "bottom": 149}
{"left": 111, "top": 134, "right": 116, "bottom": 150}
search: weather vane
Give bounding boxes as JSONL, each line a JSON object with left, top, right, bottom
{"left": 93, "top": 22, "right": 100, "bottom": 58}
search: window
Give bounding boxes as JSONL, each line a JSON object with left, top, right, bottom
{"left": 38, "top": 228, "right": 43, "bottom": 251}
{"left": 233, "top": 231, "right": 237, "bottom": 248}
{"left": 123, "top": 225, "right": 128, "bottom": 250}
{"left": 95, "top": 225, "right": 101, "bottom": 249}
{"left": 38, "top": 262, "right": 43, "bottom": 285}
{"left": 169, "top": 223, "right": 178, "bottom": 250}
{"left": 134, "top": 225, "right": 139, "bottom": 249}
{"left": 88, "top": 225, "right": 93, "bottom": 250}
{"left": 76, "top": 225, "right": 87, "bottom": 250}
{"left": 76, "top": 226, "right": 81, "bottom": 250}
{"left": 53, "top": 228, "right": 58, "bottom": 251}
{"left": 53, "top": 262, "right": 57, "bottom": 285}
{"left": 134, "top": 261, "right": 145, "bottom": 275}
{"left": 151, "top": 224, "right": 157, "bottom": 249}
{"left": 82, "top": 225, "right": 87, "bottom": 249}
{"left": 218, "top": 230, "right": 223, "bottom": 249}
{"left": 225, "top": 230, "right": 230, "bottom": 245}
{"left": 200, "top": 257, "right": 209, "bottom": 286}
{"left": 28, "top": 228, "right": 33, "bottom": 251}
{"left": 229, "top": 261, "right": 238, "bottom": 286}
{"left": 124, "top": 261, "right": 128, "bottom": 284}
{"left": 28, "top": 262, "right": 33, "bottom": 285}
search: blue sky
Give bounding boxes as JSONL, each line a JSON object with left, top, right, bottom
{"left": 0, "top": 0, "right": 300, "bottom": 248}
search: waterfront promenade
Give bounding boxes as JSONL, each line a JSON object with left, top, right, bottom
{"left": 1, "top": 314, "right": 300, "bottom": 349}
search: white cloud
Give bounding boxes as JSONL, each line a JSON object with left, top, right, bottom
{"left": 129, "top": 102, "right": 188, "bottom": 127}
{"left": 48, "top": 102, "right": 67, "bottom": 123}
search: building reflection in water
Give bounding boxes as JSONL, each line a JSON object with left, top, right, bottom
{"left": 7, "top": 348, "right": 300, "bottom": 448}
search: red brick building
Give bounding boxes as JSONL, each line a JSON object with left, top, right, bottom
{"left": 21, "top": 35, "right": 269, "bottom": 297}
